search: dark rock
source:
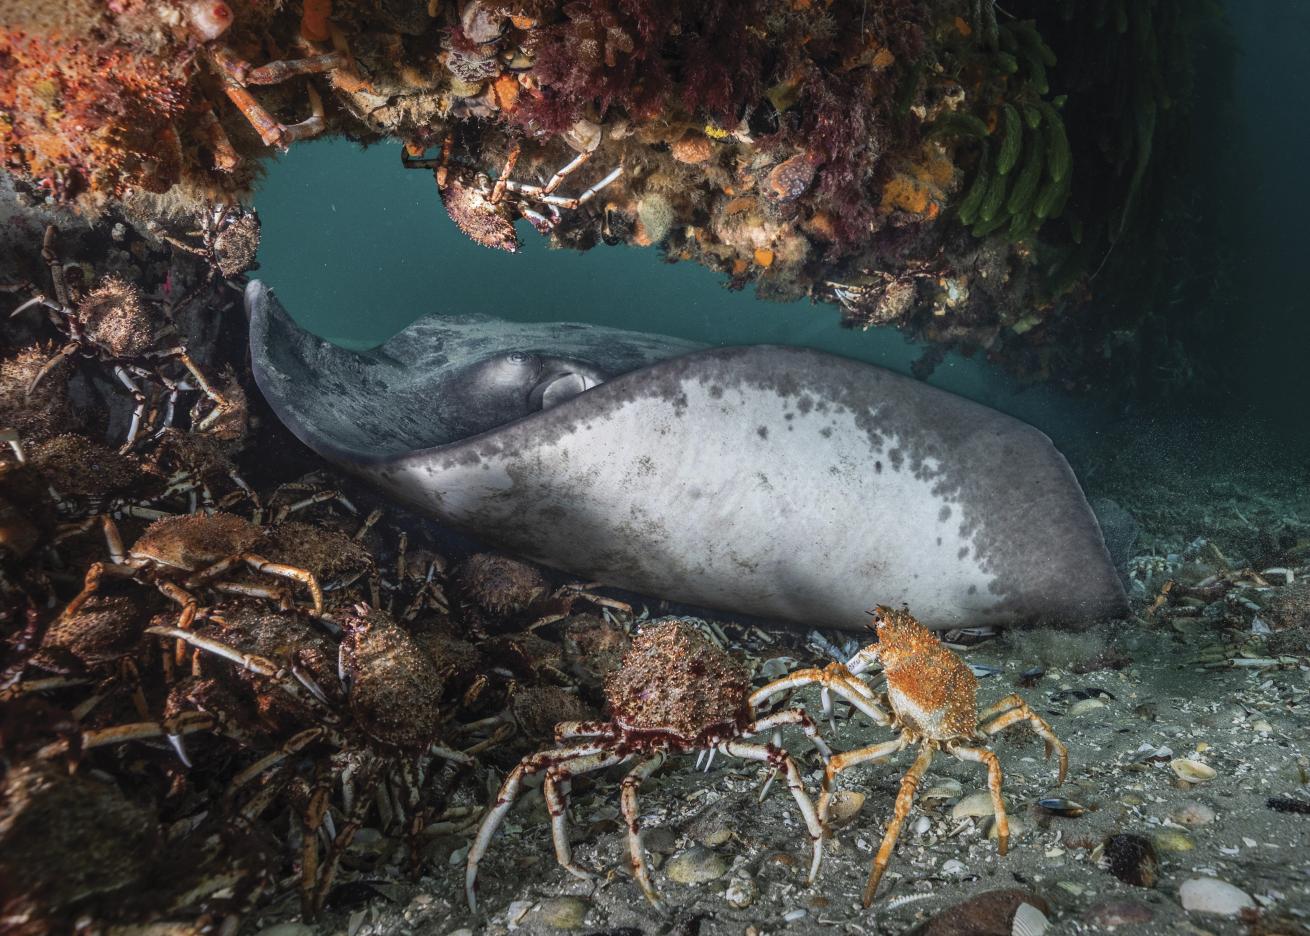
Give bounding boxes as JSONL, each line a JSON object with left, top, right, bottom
{"left": 920, "top": 888, "right": 1051, "bottom": 936}
{"left": 1103, "top": 833, "right": 1159, "bottom": 888}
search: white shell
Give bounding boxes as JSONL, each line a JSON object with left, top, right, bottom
{"left": 922, "top": 778, "right": 964, "bottom": 801}
{"left": 1012, "top": 902, "right": 1050, "bottom": 936}
{"left": 952, "top": 790, "right": 998, "bottom": 818}
{"left": 826, "top": 790, "right": 866, "bottom": 827}
{"left": 1069, "top": 697, "right": 1107, "bottom": 716}
{"left": 1179, "top": 877, "right": 1256, "bottom": 916}
{"left": 1170, "top": 758, "right": 1218, "bottom": 783}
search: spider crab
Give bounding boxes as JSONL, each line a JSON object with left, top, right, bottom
{"left": 465, "top": 618, "right": 830, "bottom": 912}
{"left": 752, "top": 606, "right": 1068, "bottom": 905}
{"left": 10, "top": 226, "right": 240, "bottom": 452}
{"left": 403, "top": 136, "right": 624, "bottom": 252}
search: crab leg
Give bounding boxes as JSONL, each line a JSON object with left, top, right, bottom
{"left": 543, "top": 770, "right": 595, "bottom": 881}
{"left": 242, "top": 553, "right": 324, "bottom": 615}
{"left": 465, "top": 744, "right": 622, "bottom": 912}
{"left": 553, "top": 720, "right": 620, "bottom": 743}
{"left": 26, "top": 342, "right": 78, "bottom": 397}
{"left": 716, "top": 739, "right": 825, "bottom": 884}
{"left": 750, "top": 665, "right": 894, "bottom": 728}
{"left": 978, "top": 694, "right": 1068, "bottom": 782}
{"left": 502, "top": 165, "right": 624, "bottom": 209}
{"left": 489, "top": 141, "right": 521, "bottom": 204}
{"left": 225, "top": 727, "right": 326, "bottom": 804}
{"left": 619, "top": 753, "right": 667, "bottom": 908}
{"left": 247, "top": 51, "right": 348, "bottom": 85}
{"left": 42, "top": 225, "right": 70, "bottom": 306}
{"left": 817, "top": 734, "right": 907, "bottom": 824}
{"left": 310, "top": 758, "right": 382, "bottom": 917}
{"left": 948, "top": 742, "right": 1008, "bottom": 854}
{"left": 36, "top": 711, "right": 215, "bottom": 760}
{"left": 863, "top": 743, "right": 934, "bottom": 905}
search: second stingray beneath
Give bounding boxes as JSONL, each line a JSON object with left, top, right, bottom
{"left": 248, "top": 281, "right": 1127, "bottom": 631}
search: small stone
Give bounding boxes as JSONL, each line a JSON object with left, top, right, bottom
{"left": 922, "top": 777, "right": 964, "bottom": 801}
{"left": 642, "top": 827, "right": 678, "bottom": 855}
{"left": 1179, "top": 877, "right": 1256, "bottom": 916}
{"left": 665, "top": 846, "right": 728, "bottom": 885}
{"left": 952, "top": 790, "right": 997, "bottom": 819}
{"left": 1152, "top": 828, "right": 1195, "bottom": 853}
{"left": 256, "top": 925, "right": 316, "bottom": 936}
{"left": 920, "top": 889, "right": 1050, "bottom": 936}
{"left": 724, "top": 875, "right": 757, "bottom": 909}
{"left": 527, "top": 897, "right": 590, "bottom": 930}
{"left": 1084, "top": 899, "right": 1155, "bottom": 928}
{"left": 826, "top": 790, "right": 866, "bottom": 827}
{"left": 1070, "top": 697, "right": 1107, "bottom": 715}
{"left": 1103, "top": 834, "right": 1159, "bottom": 888}
{"left": 1252, "top": 718, "right": 1273, "bottom": 734}
{"left": 941, "top": 858, "right": 967, "bottom": 877}
{"left": 1169, "top": 801, "right": 1215, "bottom": 826}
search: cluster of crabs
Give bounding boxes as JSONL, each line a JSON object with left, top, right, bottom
{"left": 0, "top": 219, "right": 1070, "bottom": 930}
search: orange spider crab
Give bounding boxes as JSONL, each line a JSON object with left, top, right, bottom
{"left": 752, "top": 606, "right": 1068, "bottom": 905}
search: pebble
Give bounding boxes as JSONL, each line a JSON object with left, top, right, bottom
{"left": 643, "top": 827, "right": 678, "bottom": 854}
{"left": 1152, "top": 828, "right": 1195, "bottom": 853}
{"left": 665, "top": 846, "right": 728, "bottom": 885}
{"left": 724, "top": 875, "right": 758, "bottom": 909}
{"left": 922, "top": 778, "right": 964, "bottom": 801}
{"left": 919, "top": 889, "right": 1050, "bottom": 936}
{"left": 952, "top": 791, "right": 998, "bottom": 819}
{"left": 1083, "top": 898, "right": 1155, "bottom": 927}
{"left": 1070, "top": 697, "right": 1107, "bottom": 716}
{"left": 700, "top": 825, "right": 733, "bottom": 847}
{"left": 256, "top": 925, "right": 315, "bottom": 936}
{"left": 1179, "top": 877, "right": 1256, "bottom": 916}
{"left": 1103, "top": 834, "right": 1159, "bottom": 888}
{"left": 526, "top": 897, "right": 590, "bottom": 930}
{"left": 826, "top": 789, "right": 866, "bottom": 827}
{"left": 1169, "top": 801, "right": 1215, "bottom": 826}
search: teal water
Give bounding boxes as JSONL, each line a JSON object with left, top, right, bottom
{"left": 253, "top": 142, "right": 1102, "bottom": 455}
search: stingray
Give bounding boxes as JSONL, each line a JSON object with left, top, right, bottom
{"left": 247, "top": 281, "right": 1127, "bottom": 631}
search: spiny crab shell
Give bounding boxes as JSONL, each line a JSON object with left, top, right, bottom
{"left": 130, "top": 512, "right": 261, "bottom": 569}
{"left": 339, "top": 604, "right": 447, "bottom": 750}
{"left": 440, "top": 176, "right": 520, "bottom": 252}
{"left": 604, "top": 619, "right": 750, "bottom": 743}
{"left": 873, "top": 605, "right": 979, "bottom": 739}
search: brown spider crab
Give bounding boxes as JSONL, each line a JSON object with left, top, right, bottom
{"left": 752, "top": 606, "right": 1068, "bottom": 905}
{"left": 10, "top": 226, "right": 240, "bottom": 452}
{"left": 465, "top": 618, "right": 831, "bottom": 912}
{"left": 149, "top": 602, "right": 475, "bottom": 916}
{"left": 403, "top": 136, "right": 624, "bottom": 252}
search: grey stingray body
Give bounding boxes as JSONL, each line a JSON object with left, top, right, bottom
{"left": 248, "top": 281, "right": 1127, "bottom": 631}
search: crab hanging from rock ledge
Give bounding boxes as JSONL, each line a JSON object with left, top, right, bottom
{"left": 465, "top": 618, "right": 831, "bottom": 912}
{"left": 752, "top": 606, "right": 1068, "bottom": 906}
{"left": 403, "top": 136, "right": 623, "bottom": 252}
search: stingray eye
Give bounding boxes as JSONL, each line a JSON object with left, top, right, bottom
{"left": 507, "top": 351, "right": 530, "bottom": 365}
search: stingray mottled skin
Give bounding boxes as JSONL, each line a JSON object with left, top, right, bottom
{"left": 247, "top": 281, "right": 1127, "bottom": 630}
